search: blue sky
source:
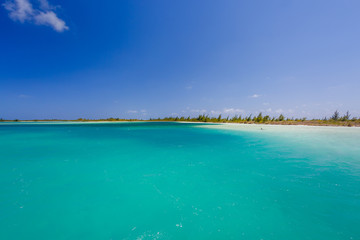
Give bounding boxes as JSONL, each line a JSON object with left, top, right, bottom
{"left": 1, "top": 0, "right": 360, "bottom": 120}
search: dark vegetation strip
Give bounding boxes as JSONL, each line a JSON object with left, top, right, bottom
{"left": 1, "top": 111, "right": 359, "bottom": 127}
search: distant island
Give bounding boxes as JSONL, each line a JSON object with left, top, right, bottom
{"left": 1, "top": 111, "right": 359, "bottom": 127}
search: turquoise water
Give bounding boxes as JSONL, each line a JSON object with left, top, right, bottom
{"left": 0, "top": 122, "right": 360, "bottom": 240}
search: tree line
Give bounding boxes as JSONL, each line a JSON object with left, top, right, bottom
{"left": 152, "top": 110, "right": 359, "bottom": 126}
{"left": 1, "top": 110, "right": 359, "bottom": 126}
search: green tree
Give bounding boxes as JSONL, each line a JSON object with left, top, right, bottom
{"left": 255, "top": 113, "right": 263, "bottom": 122}
{"left": 246, "top": 114, "right": 252, "bottom": 121}
{"left": 231, "top": 115, "right": 238, "bottom": 122}
{"left": 341, "top": 111, "right": 350, "bottom": 121}
{"left": 331, "top": 110, "right": 340, "bottom": 121}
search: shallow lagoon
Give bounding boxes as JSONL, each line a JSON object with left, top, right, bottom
{"left": 0, "top": 122, "right": 359, "bottom": 239}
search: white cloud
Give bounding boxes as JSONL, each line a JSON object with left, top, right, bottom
{"left": 185, "top": 108, "right": 244, "bottom": 116}
{"left": 34, "top": 11, "right": 67, "bottom": 32}
{"left": 223, "top": 108, "right": 244, "bottom": 114}
{"left": 275, "top": 109, "right": 283, "bottom": 114}
{"left": 127, "top": 110, "right": 138, "bottom": 114}
{"left": 210, "top": 110, "right": 221, "bottom": 115}
{"left": 250, "top": 94, "right": 260, "bottom": 98}
{"left": 209, "top": 108, "right": 244, "bottom": 116}
{"left": 190, "top": 109, "right": 207, "bottom": 114}
{"left": 3, "top": 0, "right": 68, "bottom": 32}
{"left": 128, "top": 109, "right": 147, "bottom": 115}
{"left": 38, "top": 0, "right": 51, "bottom": 10}
{"left": 3, "top": 0, "right": 33, "bottom": 22}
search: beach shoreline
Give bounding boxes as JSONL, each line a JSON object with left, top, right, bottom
{"left": 1, "top": 120, "right": 359, "bottom": 128}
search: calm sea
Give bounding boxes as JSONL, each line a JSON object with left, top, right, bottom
{"left": 0, "top": 122, "right": 359, "bottom": 239}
